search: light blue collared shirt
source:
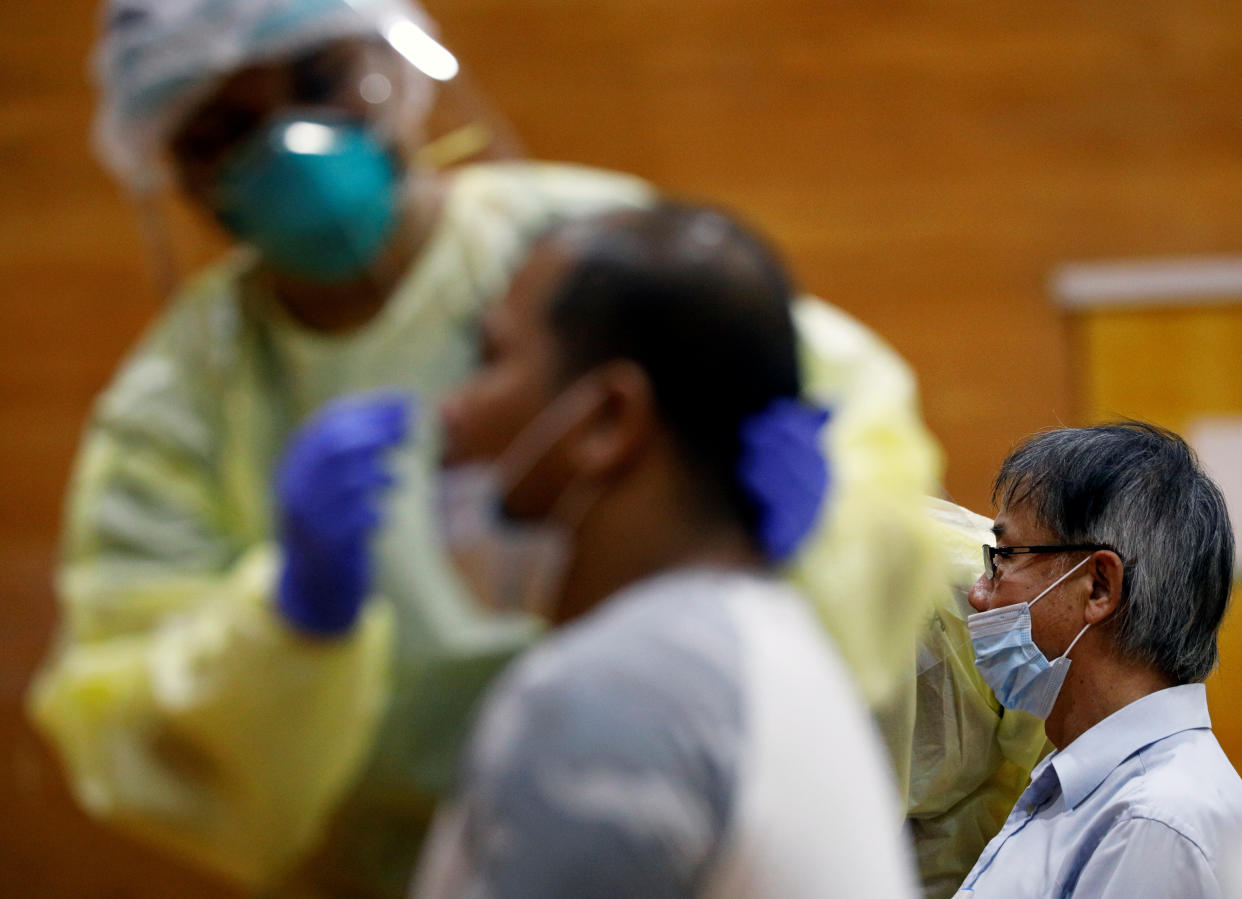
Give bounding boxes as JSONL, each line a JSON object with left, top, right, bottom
{"left": 955, "top": 684, "right": 1242, "bottom": 898}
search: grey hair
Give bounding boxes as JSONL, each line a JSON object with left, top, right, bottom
{"left": 994, "top": 421, "right": 1235, "bottom": 684}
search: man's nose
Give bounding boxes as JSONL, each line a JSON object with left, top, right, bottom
{"left": 968, "top": 575, "right": 991, "bottom": 613}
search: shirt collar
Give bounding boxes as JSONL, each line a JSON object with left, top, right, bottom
{"left": 1050, "top": 683, "right": 1212, "bottom": 809}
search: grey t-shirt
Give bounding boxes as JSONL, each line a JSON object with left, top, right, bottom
{"left": 413, "top": 568, "right": 917, "bottom": 898}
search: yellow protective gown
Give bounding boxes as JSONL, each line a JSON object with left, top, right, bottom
{"left": 30, "top": 160, "right": 1045, "bottom": 896}
{"left": 790, "top": 301, "right": 1048, "bottom": 898}
{"left": 902, "top": 498, "right": 1051, "bottom": 899}
{"left": 29, "top": 161, "right": 654, "bottom": 896}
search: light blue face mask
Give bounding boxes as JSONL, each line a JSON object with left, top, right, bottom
{"left": 212, "top": 114, "right": 400, "bottom": 283}
{"left": 438, "top": 378, "right": 604, "bottom": 619}
{"left": 968, "top": 554, "right": 1093, "bottom": 719}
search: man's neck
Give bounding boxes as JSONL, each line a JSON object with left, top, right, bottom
{"left": 552, "top": 472, "right": 762, "bottom": 625}
{"left": 1045, "top": 649, "right": 1174, "bottom": 749}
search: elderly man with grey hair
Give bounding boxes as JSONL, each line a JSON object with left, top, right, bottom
{"left": 955, "top": 421, "right": 1242, "bottom": 898}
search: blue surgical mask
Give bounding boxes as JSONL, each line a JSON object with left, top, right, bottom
{"left": 968, "top": 555, "right": 1093, "bottom": 719}
{"left": 437, "top": 464, "right": 569, "bottom": 617}
{"left": 212, "top": 114, "right": 400, "bottom": 283}
{"left": 438, "top": 379, "right": 603, "bottom": 618}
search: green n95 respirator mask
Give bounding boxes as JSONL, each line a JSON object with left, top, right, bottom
{"left": 212, "top": 114, "right": 400, "bottom": 283}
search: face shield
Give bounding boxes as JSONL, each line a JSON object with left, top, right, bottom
{"left": 94, "top": 0, "right": 523, "bottom": 294}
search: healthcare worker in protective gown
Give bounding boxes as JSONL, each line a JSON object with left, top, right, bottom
{"left": 28, "top": 0, "right": 1045, "bottom": 895}
{"left": 30, "top": 0, "right": 651, "bottom": 894}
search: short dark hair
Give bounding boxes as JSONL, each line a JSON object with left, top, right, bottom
{"left": 994, "top": 420, "right": 1235, "bottom": 684}
{"left": 541, "top": 201, "right": 801, "bottom": 533}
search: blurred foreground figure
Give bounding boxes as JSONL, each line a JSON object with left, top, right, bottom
{"left": 956, "top": 422, "right": 1242, "bottom": 897}
{"left": 27, "top": 0, "right": 650, "bottom": 893}
{"left": 413, "top": 201, "right": 919, "bottom": 898}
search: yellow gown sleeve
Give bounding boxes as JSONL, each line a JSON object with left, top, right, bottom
{"left": 27, "top": 277, "right": 396, "bottom": 890}
{"left": 789, "top": 295, "right": 947, "bottom": 711}
{"left": 904, "top": 498, "right": 1049, "bottom": 899}
{"left": 789, "top": 298, "right": 1048, "bottom": 898}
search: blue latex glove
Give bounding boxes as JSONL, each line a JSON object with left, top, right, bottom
{"left": 275, "top": 392, "right": 412, "bottom": 635}
{"left": 737, "top": 398, "right": 832, "bottom": 563}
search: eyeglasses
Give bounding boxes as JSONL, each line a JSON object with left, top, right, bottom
{"left": 982, "top": 543, "right": 1116, "bottom": 579}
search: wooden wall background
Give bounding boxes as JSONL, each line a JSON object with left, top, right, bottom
{"left": 4, "top": 0, "right": 1242, "bottom": 894}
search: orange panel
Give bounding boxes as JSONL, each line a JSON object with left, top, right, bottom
{"left": 1076, "top": 302, "right": 1242, "bottom": 767}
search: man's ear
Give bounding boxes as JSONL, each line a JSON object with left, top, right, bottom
{"left": 1084, "top": 549, "right": 1126, "bottom": 625}
{"left": 569, "top": 359, "right": 656, "bottom": 479}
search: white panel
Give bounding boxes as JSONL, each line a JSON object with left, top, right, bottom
{"left": 1188, "top": 416, "right": 1242, "bottom": 573}
{"left": 1051, "top": 257, "right": 1242, "bottom": 310}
